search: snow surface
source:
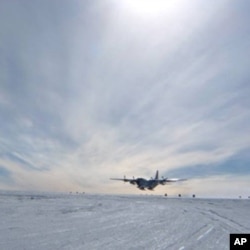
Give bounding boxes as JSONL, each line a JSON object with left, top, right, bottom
{"left": 0, "top": 191, "right": 249, "bottom": 250}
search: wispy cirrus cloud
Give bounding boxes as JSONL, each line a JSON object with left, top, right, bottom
{"left": 0, "top": 0, "right": 249, "bottom": 196}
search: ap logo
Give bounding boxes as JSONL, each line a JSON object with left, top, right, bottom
{"left": 230, "top": 234, "right": 250, "bottom": 250}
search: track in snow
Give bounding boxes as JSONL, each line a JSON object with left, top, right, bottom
{"left": 0, "top": 192, "right": 249, "bottom": 250}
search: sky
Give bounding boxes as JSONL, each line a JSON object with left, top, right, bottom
{"left": 0, "top": 0, "right": 250, "bottom": 197}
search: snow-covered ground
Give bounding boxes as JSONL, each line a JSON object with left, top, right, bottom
{"left": 0, "top": 191, "right": 249, "bottom": 250}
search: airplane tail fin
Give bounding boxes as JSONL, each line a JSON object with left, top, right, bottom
{"left": 155, "top": 170, "right": 159, "bottom": 180}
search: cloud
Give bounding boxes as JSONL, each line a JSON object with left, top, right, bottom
{"left": 0, "top": 0, "right": 249, "bottom": 195}
{"left": 165, "top": 148, "right": 250, "bottom": 178}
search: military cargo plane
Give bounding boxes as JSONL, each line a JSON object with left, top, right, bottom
{"left": 110, "top": 170, "right": 187, "bottom": 190}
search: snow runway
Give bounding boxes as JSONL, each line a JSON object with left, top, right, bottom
{"left": 0, "top": 192, "right": 249, "bottom": 250}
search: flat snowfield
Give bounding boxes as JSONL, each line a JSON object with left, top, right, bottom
{"left": 0, "top": 192, "right": 249, "bottom": 250}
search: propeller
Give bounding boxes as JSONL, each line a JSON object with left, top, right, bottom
{"left": 160, "top": 176, "right": 167, "bottom": 185}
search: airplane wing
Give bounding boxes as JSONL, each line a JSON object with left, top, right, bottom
{"left": 110, "top": 178, "right": 137, "bottom": 184}
{"left": 159, "top": 178, "right": 187, "bottom": 184}
{"left": 165, "top": 178, "right": 187, "bottom": 182}
{"left": 110, "top": 178, "right": 131, "bottom": 182}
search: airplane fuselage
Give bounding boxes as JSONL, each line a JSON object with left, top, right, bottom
{"left": 135, "top": 178, "right": 159, "bottom": 190}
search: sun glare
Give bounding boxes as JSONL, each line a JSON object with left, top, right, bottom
{"left": 120, "top": 0, "right": 174, "bottom": 17}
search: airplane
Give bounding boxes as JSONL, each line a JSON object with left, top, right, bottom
{"left": 110, "top": 170, "right": 187, "bottom": 191}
